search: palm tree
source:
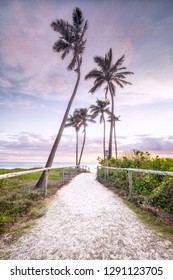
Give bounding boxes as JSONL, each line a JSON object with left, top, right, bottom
{"left": 36, "top": 7, "right": 88, "bottom": 188}
{"left": 85, "top": 48, "right": 133, "bottom": 159}
{"left": 108, "top": 114, "right": 120, "bottom": 159}
{"left": 78, "top": 108, "right": 95, "bottom": 165}
{"left": 65, "top": 110, "right": 82, "bottom": 166}
{"left": 90, "top": 99, "right": 110, "bottom": 160}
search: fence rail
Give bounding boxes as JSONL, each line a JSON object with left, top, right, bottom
{"left": 0, "top": 165, "right": 90, "bottom": 196}
{"left": 97, "top": 166, "right": 173, "bottom": 202}
{"left": 0, "top": 165, "right": 90, "bottom": 180}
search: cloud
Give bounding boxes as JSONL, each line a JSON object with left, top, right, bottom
{"left": 0, "top": 131, "right": 104, "bottom": 162}
{"left": 1, "top": 130, "right": 173, "bottom": 163}
{"left": 119, "top": 135, "right": 173, "bottom": 156}
{"left": 0, "top": 77, "right": 12, "bottom": 88}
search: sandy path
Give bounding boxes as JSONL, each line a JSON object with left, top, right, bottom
{"left": 10, "top": 173, "right": 173, "bottom": 259}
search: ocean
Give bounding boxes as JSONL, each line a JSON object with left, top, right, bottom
{"left": 0, "top": 162, "right": 99, "bottom": 173}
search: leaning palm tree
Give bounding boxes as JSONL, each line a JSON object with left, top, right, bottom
{"left": 65, "top": 110, "right": 82, "bottom": 166}
{"left": 85, "top": 48, "right": 133, "bottom": 159}
{"left": 36, "top": 7, "right": 88, "bottom": 188}
{"left": 108, "top": 114, "right": 120, "bottom": 159}
{"left": 78, "top": 108, "right": 95, "bottom": 165}
{"left": 90, "top": 99, "right": 110, "bottom": 160}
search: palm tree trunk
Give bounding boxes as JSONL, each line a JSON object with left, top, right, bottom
{"left": 35, "top": 62, "right": 81, "bottom": 189}
{"left": 103, "top": 115, "right": 106, "bottom": 160}
{"left": 113, "top": 121, "right": 117, "bottom": 159}
{"left": 78, "top": 127, "right": 86, "bottom": 165}
{"left": 76, "top": 130, "right": 79, "bottom": 166}
{"left": 108, "top": 84, "right": 114, "bottom": 160}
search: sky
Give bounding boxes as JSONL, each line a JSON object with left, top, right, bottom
{"left": 0, "top": 0, "right": 173, "bottom": 164}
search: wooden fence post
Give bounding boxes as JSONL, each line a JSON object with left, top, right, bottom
{"left": 128, "top": 170, "right": 133, "bottom": 202}
{"left": 104, "top": 167, "right": 107, "bottom": 182}
{"left": 62, "top": 168, "right": 64, "bottom": 184}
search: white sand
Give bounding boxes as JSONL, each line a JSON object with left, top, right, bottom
{"left": 10, "top": 173, "right": 173, "bottom": 259}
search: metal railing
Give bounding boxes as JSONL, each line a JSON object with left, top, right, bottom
{"left": 0, "top": 165, "right": 90, "bottom": 196}
{"left": 97, "top": 166, "right": 173, "bottom": 202}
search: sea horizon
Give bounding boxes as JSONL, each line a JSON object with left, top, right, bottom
{"left": 0, "top": 161, "right": 99, "bottom": 173}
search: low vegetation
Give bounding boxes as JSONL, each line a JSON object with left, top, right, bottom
{"left": 98, "top": 151, "right": 173, "bottom": 225}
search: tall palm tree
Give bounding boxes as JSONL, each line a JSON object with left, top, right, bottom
{"left": 108, "top": 114, "right": 120, "bottom": 159}
{"left": 85, "top": 48, "right": 133, "bottom": 159}
{"left": 90, "top": 99, "right": 110, "bottom": 160}
{"left": 65, "top": 110, "right": 82, "bottom": 166}
{"left": 36, "top": 7, "right": 88, "bottom": 188}
{"left": 78, "top": 108, "right": 95, "bottom": 165}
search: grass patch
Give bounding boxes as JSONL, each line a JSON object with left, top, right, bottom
{"left": 125, "top": 200, "right": 173, "bottom": 244}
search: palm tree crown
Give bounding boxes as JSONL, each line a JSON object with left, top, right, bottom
{"left": 107, "top": 114, "right": 120, "bottom": 123}
{"left": 65, "top": 109, "right": 82, "bottom": 132}
{"left": 51, "top": 7, "right": 88, "bottom": 71}
{"left": 85, "top": 48, "right": 133, "bottom": 95}
{"left": 90, "top": 99, "right": 110, "bottom": 123}
{"left": 78, "top": 108, "right": 95, "bottom": 129}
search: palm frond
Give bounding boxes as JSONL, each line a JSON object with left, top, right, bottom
{"left": 81, "top": 21, "right": 88, "bottom": 38}
{"left": 78, "top": 39, "right": 87, "bottom": 55}
{"left": 116, "top": 67, "right": 126, "bottom": 71}
{"left": 65, "top": 122, "right": 73, "bottom": 128}
{"left": 53, "top": 39, "right": 70, "bottom": 53}
{"left": 90, "top": 111, "right": 99, "bottom": 119}
{"left": 105, "top": 108, "right": 111, "bottom": 116}
{"left": 118, "top": 79, "right": 132, "bottom": 86}
{"left": 116, "top": 71, "right": 134, "bottom": 76}
{"left": 107, "top": 114, "right": 120, "bottom": 122}
{"left": 94, "top": 56, "right": 106, "bottom": 71}
{"left": 90, "top": 79, "right": 105, "bottom": 93}
{"left": 61, "top": 49, "right": 70, "bottom": 60}
{"left": 114, "top": 74, "right": 126, "bottom": 79}
{"left": 110, "top": 54, "right": 125, "bottom": 72}
{"left": 85, "top": 69, "right": 103, "bottom": 80}
{"left": 114, "top": 79, "right": 124, "bottom": 88}
{"left": 73, "top": 7, "right": 84, "bottom": 34}
{"left": 94, "top": 76, "right": 105, "bottom": 86}
{"left": 51, "top": 19, "right": 67, "bottom": 35}
{"left": 105, "top": 48, "right": 112, "bottom": 70}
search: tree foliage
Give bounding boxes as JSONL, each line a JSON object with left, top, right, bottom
{"left": 98, "top": 151, "right": 173, "bottom": 214}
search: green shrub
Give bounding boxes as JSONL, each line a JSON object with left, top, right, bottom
{"left": 149, "top": 179, "right": 173, "bottom": 214}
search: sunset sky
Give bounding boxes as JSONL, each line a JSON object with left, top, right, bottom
{"left": 0, "top": 0, "right": 173, "bottom": 164}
